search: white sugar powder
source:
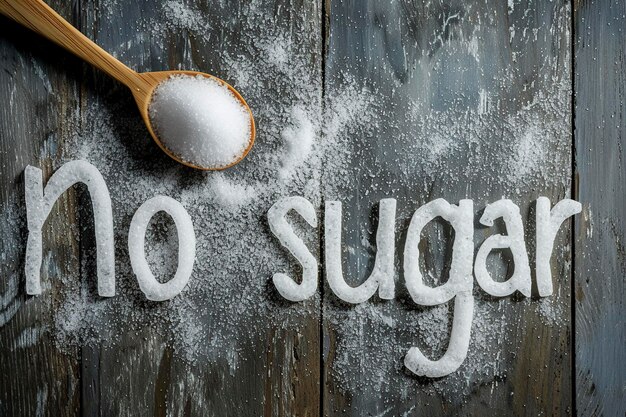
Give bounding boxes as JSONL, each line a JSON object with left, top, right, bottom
{"left": 148, "top": 75, "right": 252, "bottom": 169}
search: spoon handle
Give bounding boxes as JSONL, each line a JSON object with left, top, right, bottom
{"left": 0, "top": 0, "right": 141, "bottom": 88}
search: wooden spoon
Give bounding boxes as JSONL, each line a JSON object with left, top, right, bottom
{"left": 0, "top": 0, "right": 256, "bottom": 171}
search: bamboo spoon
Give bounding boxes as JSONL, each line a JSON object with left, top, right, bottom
{"left": 0, "top": 0, "right": 255, "bottom": 170}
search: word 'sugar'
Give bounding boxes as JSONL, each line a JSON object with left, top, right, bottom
{"left": 268, "top": 196, "right": 581, "bottom": 377}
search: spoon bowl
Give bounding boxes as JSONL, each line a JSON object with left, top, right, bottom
{"left": 132, "top": 70, "right": 256, "bottom": 170}
{"left": 0, "top": 0, "right": 256, "bottom": 170}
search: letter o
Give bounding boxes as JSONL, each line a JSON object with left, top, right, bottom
{"left": 128, "top": 196, "right": 196, "bottom": 301}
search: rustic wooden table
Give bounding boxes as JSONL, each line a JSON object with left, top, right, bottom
{"left": 0, "top": 0, "right": 624, "bottom": 415}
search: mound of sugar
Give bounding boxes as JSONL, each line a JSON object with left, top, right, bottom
{"left": 148, "top": 74, "right": 252, "bottom": 169}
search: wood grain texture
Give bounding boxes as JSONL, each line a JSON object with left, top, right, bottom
{"left": 0, "top": 0, "right": 139, "bottom": 87}
{"left": 75, "top": 0, "right": 322, "bottom": 416}
{"left": 0, "top": 0, "right": 83, "bottom": 415}
{"left": 322, "top": 0, "right": 574, "bottom": 415}
{"left": 574, "top": 0, "right": 626, "bottom": 416}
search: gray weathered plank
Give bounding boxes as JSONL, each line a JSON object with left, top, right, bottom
{"left": 0, "top": 0, "right": 83, "bottom": 414}
{"left": 75, "top": 0, "right": 323, "bottom": 416}
{"left": 322, "top": 0, "right": 574, "bottom": 415}
{"left": 574, "top": 0, "right": 626, "bottom": 415}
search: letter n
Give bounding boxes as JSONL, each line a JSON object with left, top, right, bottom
{"left": 25, "top": 160, "right": 115, "bottom": 296}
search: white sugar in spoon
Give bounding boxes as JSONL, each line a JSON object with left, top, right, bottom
{"left": 0, "top": 0, "right": 256, "bottom": 170}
